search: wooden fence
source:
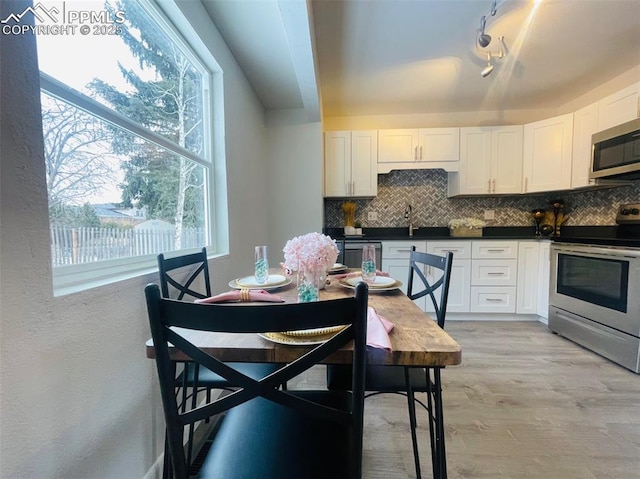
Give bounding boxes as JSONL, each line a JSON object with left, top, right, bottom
{"left": 50, "top": 226, "right": 206, "bottom": 267}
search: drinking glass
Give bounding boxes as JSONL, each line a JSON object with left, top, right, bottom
{"left": 361, "top": 244, "right": 376, "bottom": 283}
{"left": 254, "top": 245, "right": 269, "bottom": 284}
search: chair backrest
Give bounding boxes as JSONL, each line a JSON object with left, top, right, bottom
{"left": 406, "top": 246, "right": 453, "bottom": 328}
{"left": 157, "top": 247, "right": 211, "bottom": 300}
{"left": 145, "top": 281, "right": 369, "bottom": 478}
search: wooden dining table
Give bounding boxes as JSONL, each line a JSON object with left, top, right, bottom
{"left": 146, "top": 269, "right": 461, "bottom": 478}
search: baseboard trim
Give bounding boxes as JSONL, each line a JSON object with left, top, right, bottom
{"left": 447, "top": 313, "right": 545, "bottom": 322}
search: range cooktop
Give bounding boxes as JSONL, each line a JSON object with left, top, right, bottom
{"left": 553, "top": 203, "right": 640, "bottom": 248}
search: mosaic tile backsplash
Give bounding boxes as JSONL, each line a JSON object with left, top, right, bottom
{"left": 324, "top": 170, "right": 640, "bottom": 228}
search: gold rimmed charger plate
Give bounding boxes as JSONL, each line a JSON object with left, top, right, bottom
{"left": 281, "top": 325, "right": 346, "bottom": 337}
{"left": 259, "top": 327, "right": 344, "bottom": 346}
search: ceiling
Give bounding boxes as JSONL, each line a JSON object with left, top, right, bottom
{"left": 200, "top": 0, "right": 640, "bottom": 121}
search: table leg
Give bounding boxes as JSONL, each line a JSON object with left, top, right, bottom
{"left": 433, "top": 367, "right": 447, "bottom": 479}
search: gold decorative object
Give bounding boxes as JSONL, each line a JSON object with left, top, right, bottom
{"left": 450, "top": 227, "right": 483, "bottom": 237}
{"left": 549, "top": 199, "right": 568, "bottom": 236}
{"left": 448, "top": 217, "right": 486, "bottom": 237}
{"left": 341, "top": 202, "right": 356, "bottom": 227}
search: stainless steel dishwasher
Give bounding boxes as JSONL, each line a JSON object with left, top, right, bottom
{"left": 342, "top": 241, "right": 382, "bottom": 269}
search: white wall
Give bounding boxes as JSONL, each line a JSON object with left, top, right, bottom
{"left": 266, "top": 110, "right": 323, "bottom": 264}
{"left": 0, "top": 0, "right": 283, "bottom": 477}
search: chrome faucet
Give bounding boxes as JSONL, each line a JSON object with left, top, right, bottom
{"left": 404, "top": 204, "right": 418, "bottom": 237}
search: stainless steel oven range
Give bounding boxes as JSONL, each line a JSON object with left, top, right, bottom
{"left": 549, "top": 203, "right": 640, "bottom": 373}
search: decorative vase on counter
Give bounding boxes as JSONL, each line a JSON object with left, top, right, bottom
{"left": 450, "top": 227, "right": 483, "bottom": 238}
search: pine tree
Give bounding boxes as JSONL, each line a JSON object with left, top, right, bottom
{"left": 89, "top": 0, "right": 204, "bottom": 248}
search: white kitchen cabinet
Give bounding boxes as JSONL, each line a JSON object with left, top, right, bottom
{"left": 470, "top": 241, "right": 517, "bottom": 313}
{"left": 597, "top": 82, "right": 640, "bottom": 132}
{"left": 381, "top": 241, "right": 427, "bottom": 310}
{"left": 378, "top": 128, "right": 459, "bottom": 173}
{"left": 426, "top": 241, "right": 471, "bottom": 313}
{"left": 516, "top": 241, "right": 540, "bottom": 314}
{"left": 449, "top": 126, "right": 523, "bottom": 196}
{"left": 571, "top": 102, "right": 599, "bottom": 188}
{"left": 324, "top": 130, "right": 378, "bottom": 197}
{"left": 536, "top": 241, "right": 551, "bottom": 319}
{"left": 522, "top": 113, "right": 573, "bottom": 193}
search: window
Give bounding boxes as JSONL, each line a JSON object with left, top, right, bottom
{"left": 36, "top": 0, "right": 221, "bottom": 294}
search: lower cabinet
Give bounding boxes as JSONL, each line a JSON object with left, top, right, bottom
{"left": 381, "top": 241, "right": 427, "bottom": 310}
{"left": 470, "top": 241, "right": 518, "bottom": 313}
{"left": 380, "top": 239, "right": 550, "bottom": 319}
{"left": 426, "top": 241, "right": 471, "bottom": 313}
{"left": 536, "top": 241, "right": 551, "bottom": 319}
{"left": 516, "top": 241, "right": 541, "bottom": 314}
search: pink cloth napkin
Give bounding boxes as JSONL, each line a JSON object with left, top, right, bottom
{"left": 194, "top": 290, "right": 285, "bottom": 304}
{"left": 367, "top": 307, "right": 395, "bottom": 351}
{"left": 333, "top": 270, "right": 390, "bottom": 280}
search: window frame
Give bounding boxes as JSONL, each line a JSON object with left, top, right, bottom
{"left": 38, "top": 0, "right": 225, "bottom": 296}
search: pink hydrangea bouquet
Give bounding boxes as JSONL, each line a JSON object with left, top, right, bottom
{"left": 282, "top": 232, "right": 339, "bottom": 276}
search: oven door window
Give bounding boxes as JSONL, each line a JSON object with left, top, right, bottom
{"left": 557, "top": 254, "right": 629, "bottom": 313}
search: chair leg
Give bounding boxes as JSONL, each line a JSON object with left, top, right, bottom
{"left": 162, "top": 431, "right": 173, "bottom": 479}
{"left": 425, "top": 368, "right": 438, "bottom": 478}
{"left": 404, "top": 367, "right": 422, "bottom": 479}
{"left": 186, "top": 363, "right": 199, "bottom": 468}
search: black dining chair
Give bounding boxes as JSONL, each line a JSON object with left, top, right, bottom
{"left": 327, "top": 246, "right": 453, "bottom": 479}
{"left": 145, "top": 281, "right": 369, "bottom": 479}
{"left": 157, "top": 248, "right": 280, "bottom": 467}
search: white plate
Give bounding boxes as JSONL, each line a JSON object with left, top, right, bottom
{"left": 229, "top": 275, "right": 292, "bottom": 290}
{"left": 329, "top": 263, "right": 347, "bottom": 273}
{"left": 339, "top": 277, "right": 402, "bottom": 292}
{"left": 345, "top": 275, "right": 397, "bottom": 288}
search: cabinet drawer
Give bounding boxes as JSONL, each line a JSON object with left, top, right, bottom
{"left": 470, "top": 286, "right": 517, "bottom": 313}
{"left": 472, "top": 241, "right": 518, "bottom": 259}
{"left": 382, "top": 241, "right": 426, "bottom": 259}
{"left": 471, "top": 259, "right": 517, "bottom": 286}
{"left": 426, "top": 241, "right": 471, "bottom": 259}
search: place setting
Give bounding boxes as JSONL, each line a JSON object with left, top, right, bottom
{"left": 228, "top": 245, "right": 292, "bottom": 291}
{"left": 334, "top": 244, "right": 402, "bottom": 293}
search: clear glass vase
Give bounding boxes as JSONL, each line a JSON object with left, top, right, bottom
{"left": 297, "top": 268, "right": 321, "bottom": 303}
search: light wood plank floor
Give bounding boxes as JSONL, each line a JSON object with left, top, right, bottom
{"left": 292, "top": 321, "right": 640, "bottom": 478}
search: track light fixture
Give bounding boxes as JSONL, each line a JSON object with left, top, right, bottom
{"left": 476, "top": 0, "right": 498, "bottom": 49}
{"left": 478, "top": 16, "right": 492, "bottom": 48}
{"left": 481, "top": 53, "right": 494, "bottom": 77}
{"left": 479, "top": 36, "right": 504, "bottom": 77}
{"left": 475, "top": 0, "right": 505, "bottom": 78}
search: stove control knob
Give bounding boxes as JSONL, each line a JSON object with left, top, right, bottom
{"left": 631, "top": 208, "right": 640, "bottom": 215}
{"left": 621, "top": 208, "right": 631, "bottom": 215}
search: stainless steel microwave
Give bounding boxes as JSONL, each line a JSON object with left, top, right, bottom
{"left": 590, "top": 118, "right": 640, "bottom": 180}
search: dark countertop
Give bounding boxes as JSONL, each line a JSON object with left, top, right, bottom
{"left": 323, "top": 226, "right": 544, "bottom": 241}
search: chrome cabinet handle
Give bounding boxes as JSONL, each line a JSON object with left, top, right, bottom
{"left": 492, "top": 179, "right": 496, "bottom": 192}
{"left": 485, "top": 298, "right": 503, "bottom": 302}
{"left": 414, "top": 146, "right": 418, "bottom": 161}
{"left": 420, "top": 146, "right": 423, "bottom": 160}
{"left": 487, "top": 249, "right": 506, "bottom": 252}
{"left": 487, "top": 272, "right": 505, "bottom": 276}
{"left": 487, "top": 179, "right": 491, "bottom": 193}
